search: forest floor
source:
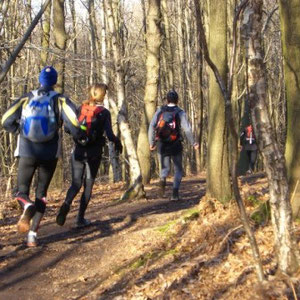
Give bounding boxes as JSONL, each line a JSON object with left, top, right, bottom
{"left": 0, "top": 172, "right": 300, "bottom": 300}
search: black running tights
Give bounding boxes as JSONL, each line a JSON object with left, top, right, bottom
{"left": 17, "top": 157, "right": 58, "bottom": 199}
{"left": 64, "top": 153, "right": 101, "bottom": 217}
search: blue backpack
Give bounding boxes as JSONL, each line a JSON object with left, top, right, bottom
{"left": 20, "top": 90, "right": 58, "bottom": 142}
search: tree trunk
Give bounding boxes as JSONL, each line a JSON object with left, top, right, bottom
{"left": 207, "top": 0, "right": 232, "bottom": 202}
{"left": 242, "top": 0, "right": 300, "bottom": 275}
{"left": 279, "top": 0, "right": 300, "bottom": 218}
{"left": 106, "top": 0, "right": 145, "bottom": 200}
{"left": 101, "top": 0, "right": 122, "bottom": 182}
{"left": 69, "top": 0, "right": 77, "bottom": 92}
{"left": 52, "top": 0, "right": 68, "bottom": 190}
{"left": 88, "top": 0, "right": 97, "bottom": 84}
{"left": 0, "top": 0, "right": 9, "bottom": 33}
{"left": 40, "top": 0, "right": 51, "bottom": 68}
{"left": 53, "top": 0, "right": 67, "bottom": 93}
{"left": 161, "top": 0, "right": 174, "bottom": 88}
{"left": 137, "top": 0, "right": 161, "bottom": 185}
{"left": 176, "top": 0, "right": 187, "bottom": 110}
{"left": 194, "top": 0, "right": 265, "bottom": 282}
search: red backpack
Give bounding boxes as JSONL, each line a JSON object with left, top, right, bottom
{"left": 155, "top": 106, "right": 180, "bottom": 143}
{"left": 245, "top": 125, "right": 255, "bottom": 144}
{"left": 78, "top": 104, "right": 104, "bottom": 142}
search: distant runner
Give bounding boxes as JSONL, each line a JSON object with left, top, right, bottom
{"left": 148, "top": 90, "right": 199, "bottom": 200}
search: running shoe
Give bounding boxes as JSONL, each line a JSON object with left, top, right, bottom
{"left": 76, "top": 218, "right": 91, "bottom": 228}
{"left": 17, "top": 203, "right": 36, "bottom": 233}
{"left": 27, "top": 231, "right": 38, "bottom": 247}
{"left": 56, "top": 203, "right": 70, "bottom": 226}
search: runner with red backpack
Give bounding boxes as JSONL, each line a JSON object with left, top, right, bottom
{"left": 148, "top": 90, "right": 199, "bottom": 200}
{"left": 240, "top": 124, "right": 258, "bottom": 174}
{"left": 56, "top": 83, "right": 122, "bottom": 227}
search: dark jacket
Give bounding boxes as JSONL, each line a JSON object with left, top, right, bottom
{"left": 240, "top": 126, "right": 258, "bottom": 151}
{"left": 73, "top": 105, "right": 118, "bottom": 161}
{"left": 1, "top": 87, "right": 81, "bottom": 160}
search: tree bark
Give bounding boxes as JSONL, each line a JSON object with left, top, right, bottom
{"left": 194, "top": 0, "right": 265, "bottom": 282}
{"left": 69, "top": 0, "right": 77, "bottom": 92}
{"left": 101, "top": 0, "right": 122, "bottom": 182}
{"left": 137, "top": 0, "right": 161, "bottom": 184}
{"left": 53, "top": 0, "right": 67, "bottom": 94}
{"left": 88, "top": 0, "right": 97, "bottom": 84}
{"left": 206, "top": 0, "right": 232, "bottom": 202}
{"left": 176, "top": 0, "right": 187, "bottom": 110}
{"left": 106, "top": 0, "right": 145, "bottom": 199}
{"left": 242, "top": 0, "right": 300, "bottom": 275}
{"left": 279, "top": 0, "right": 300, "bottom": 218}
{"left": 40, "top": 0, "right": 51, "bottom": 68}
{"left": 161, "top": 0, "right": 174, "bottom": 88}
{"left": 52, "top": 0, "right": 68, "bottom": 189}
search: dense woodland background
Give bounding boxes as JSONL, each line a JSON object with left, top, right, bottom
{"left": 0, "top": 0, "right": 300, "bottom": 286}
{"left": 0, "top": 0, "right": 285, "bottom": 193}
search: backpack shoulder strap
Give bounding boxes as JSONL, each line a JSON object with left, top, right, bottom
{"left": 155, "top": 106, "right": 165, "bottom": 126}
{"left": 94, "top": 105, "right": 105, "bottom": 116}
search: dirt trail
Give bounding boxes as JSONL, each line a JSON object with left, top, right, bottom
{"left": 0, "top": 177, "right": 205, "bottom": 300}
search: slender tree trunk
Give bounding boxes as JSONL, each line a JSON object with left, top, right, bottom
{"left": 88, "top": 0, "right": 97, "bottom": 84}
{"left": 176, "top": 0, "right": 187, "bottom": 110}
{"left": 40, "top": 0, "right": 51, "bottom": 68}
{"left": 53, "top": 0, "right": 67, "bottom": 93}
{"left": 101, "top": 0, "right": 122, "bottom": 182}
{"left": 206, "top": 0, "right": 232, "bottom": 202}
{"left": 242, "top": 0, "right": 300, "bottom": 275}
{"left": 106, "top": 0, "right": 145, "bottom": 199}
{"left": 161, "top": 0, "right": 174, "bottom": 88}
{"left": 52, "top": 0, "right": 68, "bottom": 189}
{"left": 279, "top": 0, "right": 300, "bottom": 218}
{"left": 0, "top": 0, "right": 9, "bottom": 33}
{"left": 69, "top": 0, "right": 77, "bottom": 93}
{"left": 137, "top": 0, "right": 161, "bottom": 184}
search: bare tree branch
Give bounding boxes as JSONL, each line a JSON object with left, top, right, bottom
{"left": 0, "top": 0, "right": 52, "bottom": 84}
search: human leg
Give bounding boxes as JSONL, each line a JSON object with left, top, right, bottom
{"left": 27, "top": 158, "right": 57, "bottom": 246}
{"left": 158, "top": 153, "right": 170, "bottom": 197}
{"left": 249, "top": 150, "right": 257, "bottom": 172}
{"left": 77, "top": 156, "right": 101, "bottom": 227}
{"left": 16, "top": 157, "right": 37, "bottom": 233}
{"left": 245, "top": 150, "right": 251, "bottom": 173}
{"left": 56, "top": 154, "right": 85, "bottom": 226}
{"left": 171, "top": 153, "right": 183, "bottom": 200}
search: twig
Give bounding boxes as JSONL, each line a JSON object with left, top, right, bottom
{"left": 290, "top": 279, "right": 298, "bottom": 300}
{"left": 290, "top": 180, "right": 299, "bottom": 204}
{"left": 220, "top": 225, "right": 244, "bottom": 248}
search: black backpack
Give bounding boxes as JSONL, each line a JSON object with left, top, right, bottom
{"left": 155, "top": 106, "right": 181, "bottom": 143}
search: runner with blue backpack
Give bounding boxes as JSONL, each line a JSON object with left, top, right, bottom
{"left": 56, "top": 83, "right": 122, "bottom": 228}
{"left": 1, "top": 66, "right": 83, "bottom": 247}
{"left": 148, "top": 90, "right": 199, "bottom": 200}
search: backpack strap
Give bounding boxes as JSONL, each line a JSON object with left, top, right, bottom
{"left": 155, "top": 105, "right": 167, "bottom": 126}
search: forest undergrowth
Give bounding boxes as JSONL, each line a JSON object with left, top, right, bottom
{"left": 0, "top": 173, "right": 299, "bottom": 300}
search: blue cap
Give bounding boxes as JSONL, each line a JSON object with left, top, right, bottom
{"left": 39, "top": 66, "right": 58, "bottom": 87}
